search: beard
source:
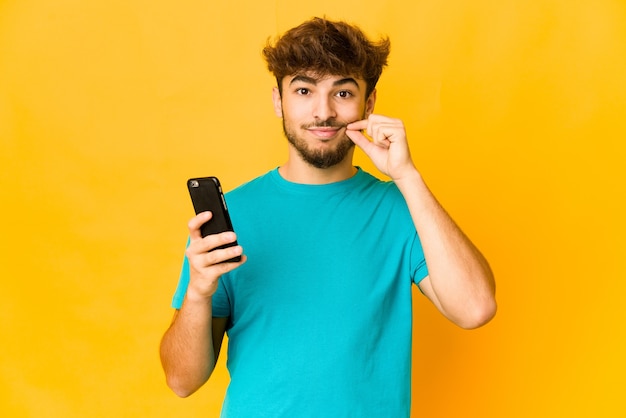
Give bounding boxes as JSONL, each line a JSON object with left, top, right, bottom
{"left": 282, "top": 118, "right": 356, "bottom": 169}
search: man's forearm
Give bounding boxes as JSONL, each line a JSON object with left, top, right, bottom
{"left": 160, "top": 297, "right": 216, "bottom": 397}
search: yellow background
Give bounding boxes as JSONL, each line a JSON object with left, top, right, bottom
{"left": 1, "top": 0, "right": 625, "bottom": 416}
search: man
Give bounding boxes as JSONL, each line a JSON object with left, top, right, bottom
{"left": 160, "top": 17, "right": 496, "bottom": 417}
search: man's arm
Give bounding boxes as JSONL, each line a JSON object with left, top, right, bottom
{"left": 160, "top": 309, "right": 228, "bottom": 397}
{"left": 347, "top": 115, "right": 496, "bottom": 329}
{"left": 394, "top": 171, "right": 496, "bottom": 329}
{"left": 160, "top": 212, "right": 245, "bottom": 397}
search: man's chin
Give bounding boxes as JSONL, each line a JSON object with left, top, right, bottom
{"left": 299, "top": 142, "right": 355, "bottom": 169}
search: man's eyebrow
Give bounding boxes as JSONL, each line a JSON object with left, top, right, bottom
{"left": 289, "top": 75, "right": 318, "bottom": 86}
{"left": 333, "top": 77, "right": 360, "bottom": 89}
{"left": 288, "top": 75, "right": 361, "bottom": 90}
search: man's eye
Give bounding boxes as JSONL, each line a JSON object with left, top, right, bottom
{"left": 337, "top": 90, "right": 353, "bottom": 98}
{"left": 296, "top": 88, "right": 310, "bottom": 95}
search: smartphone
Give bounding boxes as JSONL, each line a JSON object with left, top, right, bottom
{"left": 187, "top": 176, "right": 241, "bottom": 263}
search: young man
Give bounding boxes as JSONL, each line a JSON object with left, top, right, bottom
{"left": 160, "top": 17, "right": 496, "bottom": 417}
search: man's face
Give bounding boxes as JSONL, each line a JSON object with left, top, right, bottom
{"left": 273, "top": 73, "right": 376, "bottom": 169}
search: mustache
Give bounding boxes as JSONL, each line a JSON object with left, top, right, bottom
{"left": 302, "top": 120, "right": 348, "bottom": 129}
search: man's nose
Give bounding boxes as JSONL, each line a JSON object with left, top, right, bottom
{"left": 313, "top": 96, "right": 337, "bottom": 120}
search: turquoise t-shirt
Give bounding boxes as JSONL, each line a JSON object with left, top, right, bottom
{"left": 173, "top": 168, "right": 428, "bottom": 417}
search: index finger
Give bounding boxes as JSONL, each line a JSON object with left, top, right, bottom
{"left": 188, "top": 211, "right": 212, "bottom": 240}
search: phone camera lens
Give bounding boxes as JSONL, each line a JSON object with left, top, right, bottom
{"left": 190, "top": 180, "right": 199, "bottom": 188}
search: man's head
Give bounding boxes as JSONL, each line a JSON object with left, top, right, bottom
{"left": 262, "top": 17, "right": 390, "bottom": 99}
{"left": 263, "top": 18, "right": 390, "bottom": 170}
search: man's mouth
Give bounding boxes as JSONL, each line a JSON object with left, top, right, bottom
{"left": 307, "top": 127, "right": 342, "bottom": 139}
{"left": 303, "top": 122, "right": 347, "bottom": 140}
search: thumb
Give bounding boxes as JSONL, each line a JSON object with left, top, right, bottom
{"left": 346, "top": 129, "right": 375, "bottom": 155}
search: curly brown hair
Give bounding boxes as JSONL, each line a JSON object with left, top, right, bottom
{"left": 262, "top": 17, "right": 390, "bottom": 98}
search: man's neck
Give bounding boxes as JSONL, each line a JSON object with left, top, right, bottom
{"left": 278, "top": 154, "right": 357, "bottom": 185}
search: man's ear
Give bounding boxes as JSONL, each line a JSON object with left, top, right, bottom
{"left": 365, "top": 89, "right": 377, "bottom": 117}
{"left": 272, "top": 87, "right": 283, "bottom": 118}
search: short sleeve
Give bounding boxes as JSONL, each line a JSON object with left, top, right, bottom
{"left": 171, "top": 239, "right": 191, "bottom": 309}
{"left": 410, "top": 233, "right": 429, "bottom": 285}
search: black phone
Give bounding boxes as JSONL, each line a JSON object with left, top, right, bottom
{"left": 187, "top": 176, "right": 241, "bottom": 263}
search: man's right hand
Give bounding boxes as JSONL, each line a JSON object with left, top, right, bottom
{"left": 185, "top": 211, "right": 245, "bottom": 301}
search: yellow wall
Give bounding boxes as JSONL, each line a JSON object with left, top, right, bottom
{"left": 1, "top": 0, "right": 624, "bottom": 416}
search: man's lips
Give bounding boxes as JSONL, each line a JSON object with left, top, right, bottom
{"left": 304, "top": 122, "right": 349, "bottom": 140}
{"left": 307, "top": 127, "right": 342, "bottom": 139}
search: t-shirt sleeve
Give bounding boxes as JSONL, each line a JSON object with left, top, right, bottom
{"left": 410, "top": 233, "right": 429, "bottom": 285}
{"left": 170, "top": 238, "right": 232, "bottom": 318}
{"left": 171, "top": 239, "right": 190, "bottom": 309}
